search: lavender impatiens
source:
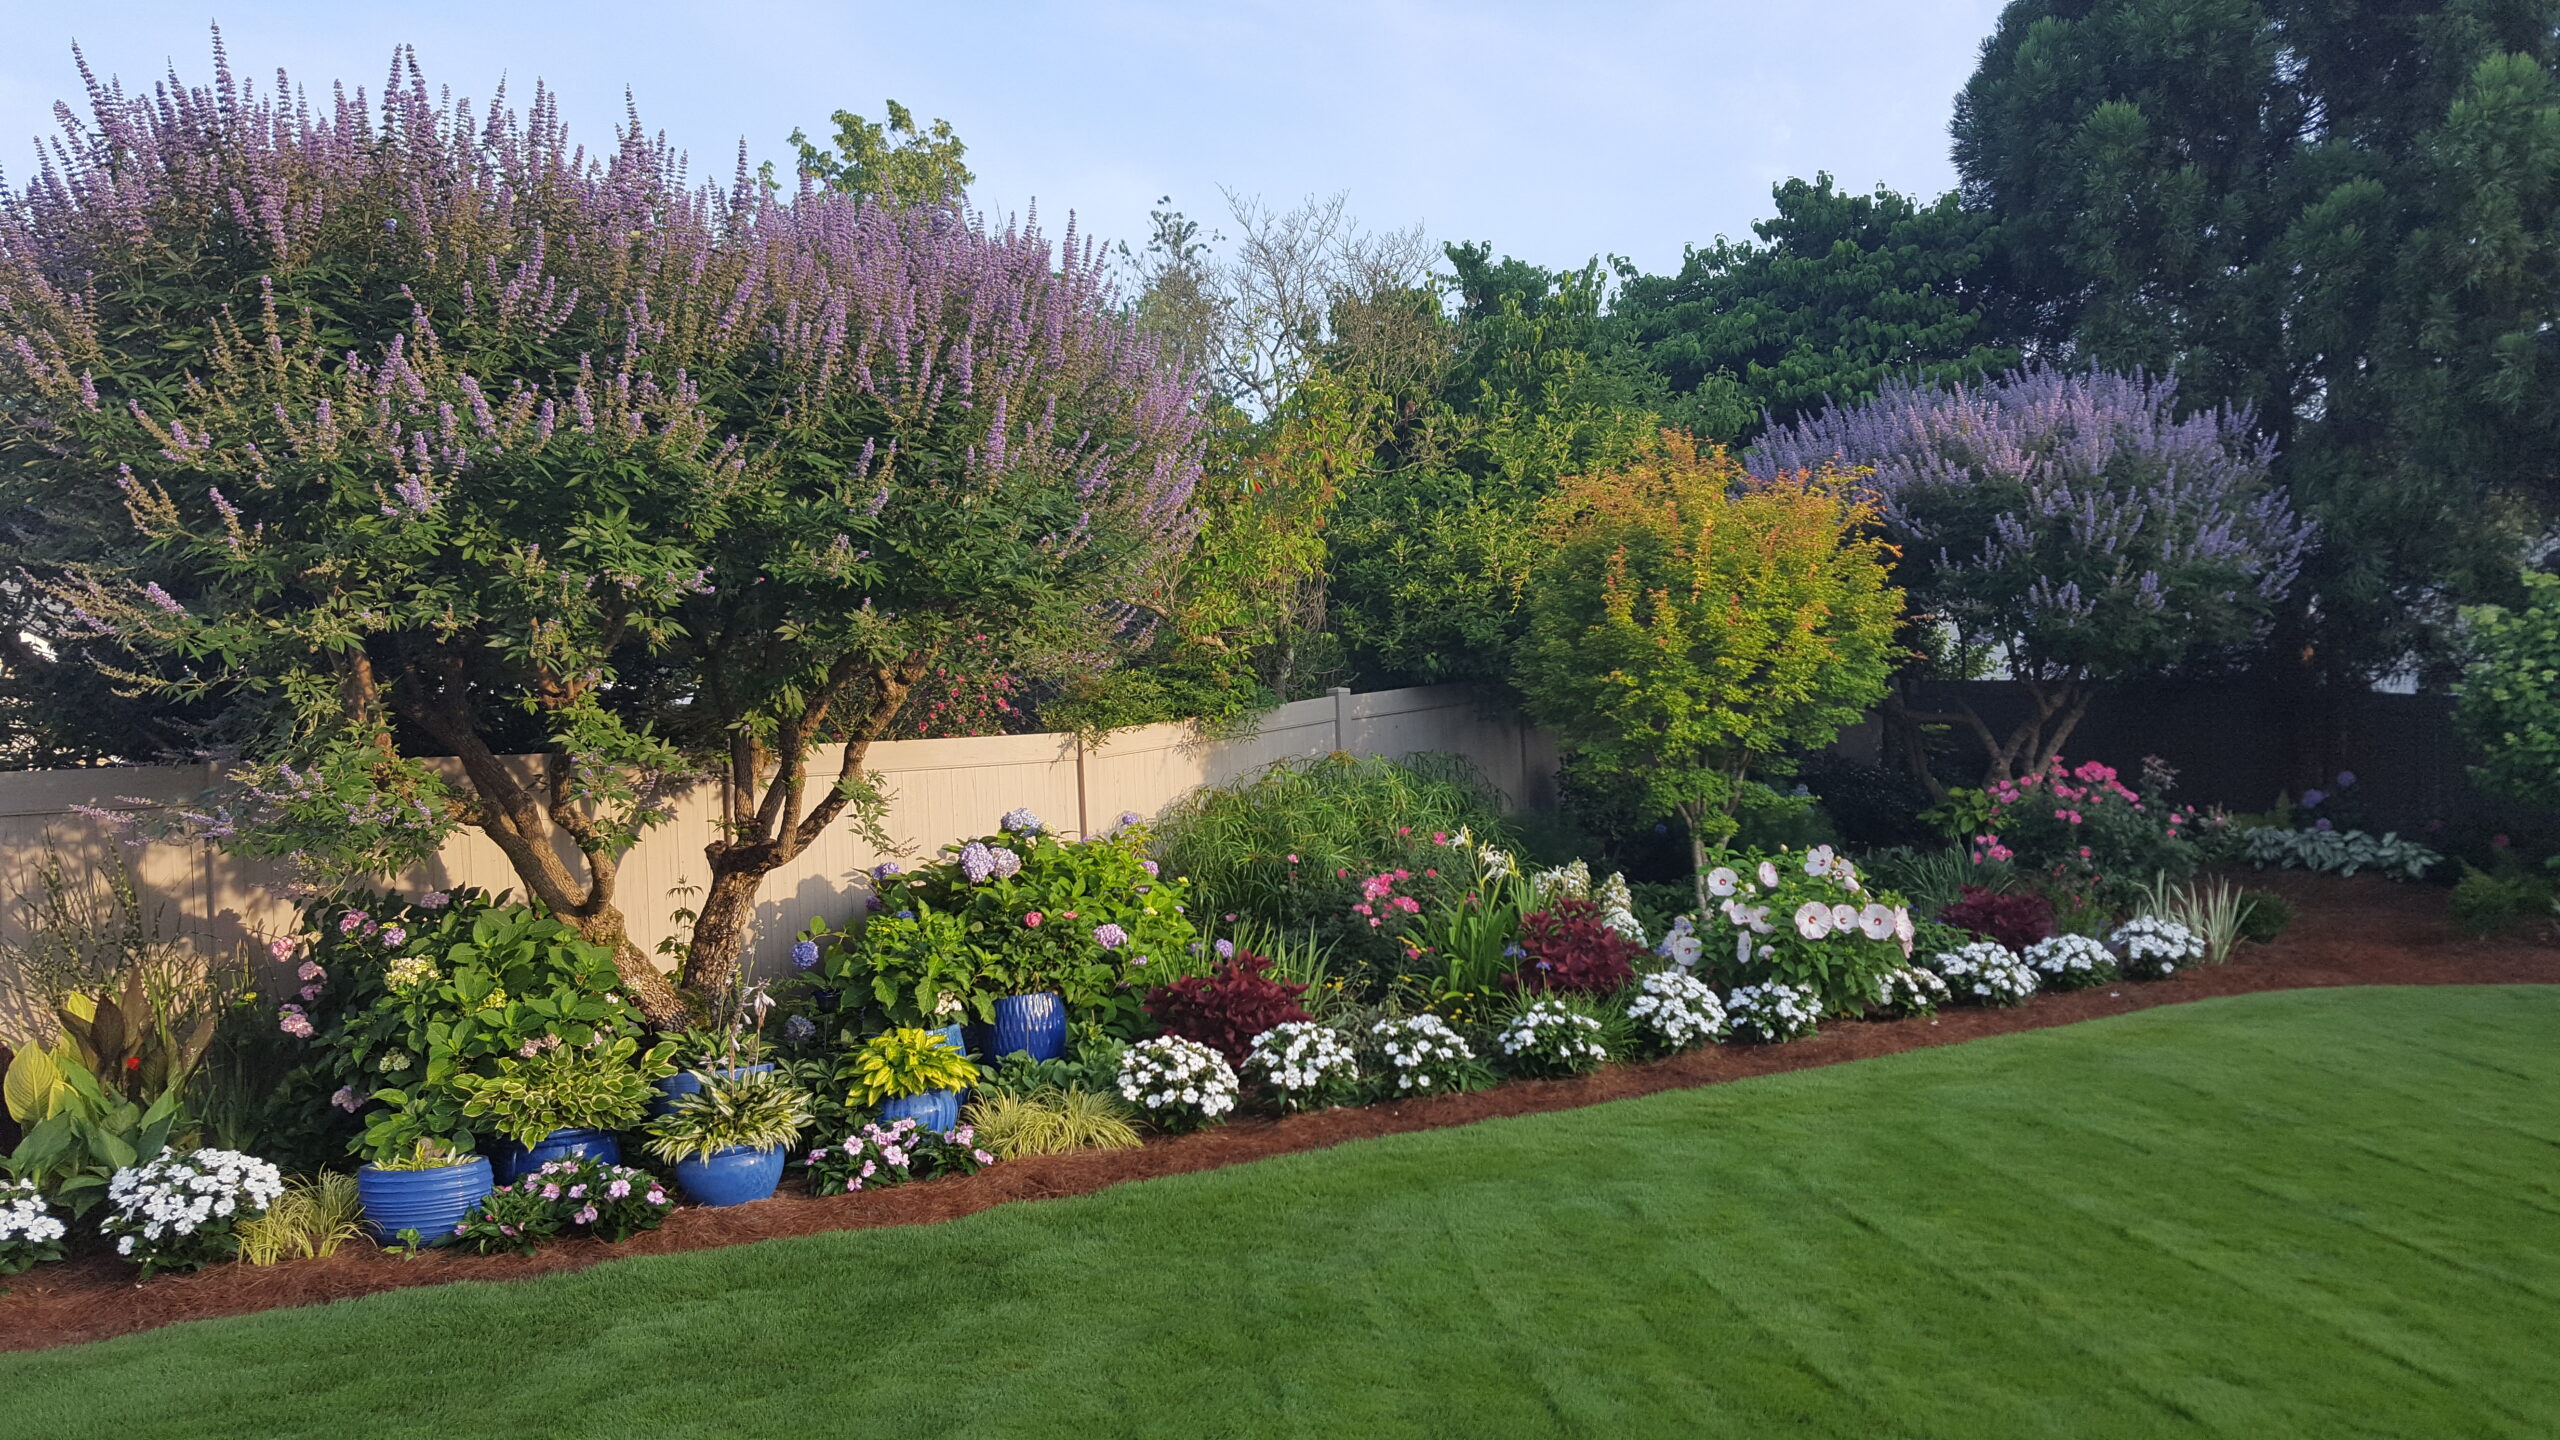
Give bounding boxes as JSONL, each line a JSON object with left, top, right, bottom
{"left": 1752, "top": 366, "right": 2314, "bottom": 781}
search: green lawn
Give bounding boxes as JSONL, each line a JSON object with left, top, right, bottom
{"left": 6, "top": 986, "right": 2555, "bottom": 1440}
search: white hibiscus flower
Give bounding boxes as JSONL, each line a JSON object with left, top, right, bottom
{"left": 1794, "top": 902, "right": 1833, "bottom": 939}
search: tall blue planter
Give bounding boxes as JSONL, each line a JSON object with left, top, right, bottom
{"left": 356, "top": 1156, "right": 493, "bottom": 1246}
{"left": 652, "top": 1061, "right": 776, "bottom": 1118}
{"left": 990, "top": 991, "right": 1066, "bottom": 1062}
{"left": 672, "top": 1146, "right": 786, "bottom": 1207}
{"left": 875, "top": 1088, "right": 963, "bottom": 1133}
{"left": 490, "top": 1127, "right": 621, "bottom": 1185}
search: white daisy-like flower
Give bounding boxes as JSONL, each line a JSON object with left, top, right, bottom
{"left": 1707, "top": 866, "right": 1739, "bottom": 897}
{"left": 1794, "top": 902, "right": 1833, "bottom": 939}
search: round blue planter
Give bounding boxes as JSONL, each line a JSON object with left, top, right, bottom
{"left": 490, "top": 1127, "right": 621, "bottom": 1185}
{"left": 990, "top": 991, "right": 1066, "bottom": 1062}
{"left": 672, "top": 1145, "right": 786, "bottom": 1207}
{"left": 652, "top": 1061, "right": 776, "bottom": 1117}
{"left": 875, "top": 1088, "right": 962, "bottom": 1132}
{"left": 356, "top": 1156, "right": 493, "bottom": 1246}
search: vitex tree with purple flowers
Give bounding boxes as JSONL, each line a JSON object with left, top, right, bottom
{"left": 1751, "top": 366, "right": 2314, "bottom": 785}
{"left": 0, "top": 37, "right": 1204, "bottom": 1022}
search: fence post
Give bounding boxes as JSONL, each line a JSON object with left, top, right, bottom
{"left": 1332, "top": 686, "right": 1353, "bottom": 754}
{"left": 1074, "top": 733, "right": 1091, "bottom": 840}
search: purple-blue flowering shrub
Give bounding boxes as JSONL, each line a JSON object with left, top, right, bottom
{"left": 1753, "top": 366, "right": 2314, "bottom": 783}
{"left": 0, "top": 40, "right": 1207, "bottom": 1018}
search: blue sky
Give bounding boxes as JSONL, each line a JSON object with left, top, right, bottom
{"left": 0, "top": 1, "right": 2004, "bottom": 277}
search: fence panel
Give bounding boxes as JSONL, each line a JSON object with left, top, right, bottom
{"left": 0, "top": 685, "right": 1551, "bottom": 974}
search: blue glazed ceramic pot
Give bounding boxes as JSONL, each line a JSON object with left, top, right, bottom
{"left": 489, "top": 1127, "right": 621, "bottom": 1185}
{"left": 989, "top": 991, "right": 1066, "bottom": 1062}
{"left": 874, "top": 1088, "right": 962, "bottom": 1133}
{"left": 672, "top": 1145, "right": 786, "bottom": 1207}
{"left": 356, "top": 1156, "right": 493, "bottom": 1246}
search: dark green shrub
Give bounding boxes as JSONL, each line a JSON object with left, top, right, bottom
{"left": 2234, "top": 890, "right": 2293, "bottom": 946}
{"left": 2449, "top": 867, "right": 2549, "bottom": 937}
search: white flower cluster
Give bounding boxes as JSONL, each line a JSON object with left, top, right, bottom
{"left": 1115, "top": 1035, "right": 1238, "bottom": 1125}
{"left": 1874, "top": 966, "right": 1952, "bottom": 1017}
{"left": 1726, "top": 982, "right": 1823, "bottom": 1043}
{"left": 101, "top": 1147, "right": 284, "bottom": 1264}
{"left": 1592, "top": 870, "right": 1646, "bottom": 945}
{"left": 0, "top": 1178, "right": 68, "bottom": 1266}
{"left": 1372, "top": 1013, "right": 1476, "bottom": 1093}
{"left": 1626, "top": 969, "right": 1727, "bottom": 1050}
{"left": 1927, "top": 941, "right": 2040, "bottom": 1006}
{"left": 2111, "top": 915, "right": 2205, "bottom": 979}
{"left": 2023, "top": 933, "right": 2119, "bottom": 990}
{"left": 1241, "top": 1022, "right": 1360, "bottom": 1109}
{"left": 1531, "top": 859, "right": 1592, "bottom": 906}
{"left": 1495, "top": 999, "right": 1610, "bottom": 1074}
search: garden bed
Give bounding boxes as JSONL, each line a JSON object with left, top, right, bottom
{"left": 5, "top": 870, "right": 2549, "bottom": 1354}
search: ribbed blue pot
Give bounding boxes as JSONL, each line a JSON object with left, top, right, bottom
{"left": 672, "top": 1145, "right": 786, "bottom": 1207}
{"left": 875, "top": 1088, "right": 962, "bottom": 1132}
{"left": 652, "top": 1062, "right": 776, "bottom": 1117}
{"left": 356, "top": 1156, "right": 493, "bottom": 1246}
{"left": 990, "top": 991, "right": 1066, "bottom": 1062}
{"left": 489, "top": 1127, "right": 621, "bottom": 1185}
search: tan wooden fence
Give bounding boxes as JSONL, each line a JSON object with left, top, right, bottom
{"left": 0, "top": 685, "right": 1553, "bottom": 976}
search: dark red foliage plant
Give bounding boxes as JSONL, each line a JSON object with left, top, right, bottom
{"left": 1143, "top": 955, "right": 1311, "bottom": 1065}
{"left": 1937, "top": 886, "right": 2055, "bottom": 951}
{"left": 1505, "top": 899, "right": 1642, "bottom": 996}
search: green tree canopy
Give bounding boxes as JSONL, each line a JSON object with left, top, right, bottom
{"left": 1516, "top": 432, "right": 1902, "bottom": 912}
{"left": 787, "top": 99, "right": 975, "bottom": 205}
{"left": 1954, "top": 0, "right": 2560, "bottom": 681}
{"left": 1613, "top": 175, "right": 2015, "bottom": 443}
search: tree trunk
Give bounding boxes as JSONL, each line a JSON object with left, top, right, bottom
{"left": 680, "top": 654, "right": 930, "bottom": 997}
{"left": 1676, "top": 800, "right": 1712, "bottom": 919}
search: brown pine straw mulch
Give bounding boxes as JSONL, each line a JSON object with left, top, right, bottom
{"left": 5, "top": 870, "right": 2553, "bottom": 1355}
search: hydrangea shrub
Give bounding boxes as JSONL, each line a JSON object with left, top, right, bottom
{"left": 825, "top": 812, "right": 1196, "bottom": 1032}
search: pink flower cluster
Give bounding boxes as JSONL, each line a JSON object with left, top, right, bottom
{"left": 1350, "top": 869, "right": 1423, "bottom": 928}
